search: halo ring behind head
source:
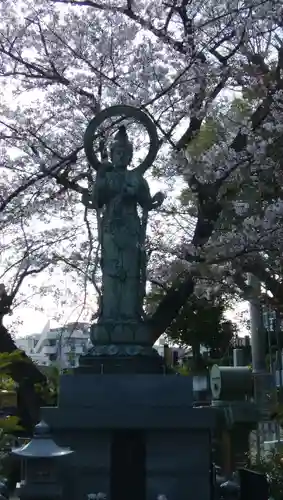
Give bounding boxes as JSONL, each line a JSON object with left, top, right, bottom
{"left": 83, "top": 105, "right": 159, "bottom": 172}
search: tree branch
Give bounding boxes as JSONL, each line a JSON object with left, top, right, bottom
{"left": 149, "top": 58, "right": 283, "bottom": 340}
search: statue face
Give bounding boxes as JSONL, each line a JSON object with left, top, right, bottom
{"left": 111, "top": 146, "right": 132, "bottom": 169}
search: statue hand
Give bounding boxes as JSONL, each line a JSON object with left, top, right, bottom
{"left": 151, "top": 191, "right": 165, "bottom": 209}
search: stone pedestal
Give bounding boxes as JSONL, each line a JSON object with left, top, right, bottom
{"left": 42, "top": 374, "right": 216, "bottom": 500}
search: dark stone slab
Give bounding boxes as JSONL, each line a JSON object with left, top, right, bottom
{"left": 41, "top": 373, "right": 216, "bottom": 500}
{"left": 43, "top": 405, "right": 215, "bottom": 430}
{"left": 58, "top": 373, "right": 194, "bottom": 407}
{"left": 77, "top": 353, "right": 168, "bottom": 374}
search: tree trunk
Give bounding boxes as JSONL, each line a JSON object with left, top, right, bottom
{"left": 149, "top": 277, "right": 195, "bottom": 344}
{"left": 191, "top": 342, "right": 203, "bottom": 372}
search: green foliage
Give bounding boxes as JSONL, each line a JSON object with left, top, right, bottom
{"left": 35, "top": 364, "right": 59, "bottom": 405}
{"left": 0, "top": 350, "right": 27, "bottom": 375}
{"left": 0, "top": 350, "right": 27, "bottom": 393}
{"left": 175, "top": 365, "right": 190, "bottom": 376}
{"left": 0, "top": 352, "right": 24, "bottom": 462}
{"left": 0, "top": 417, "right": 21, "bottom": 433}
{"left": 248, "top": 452, "right": 283, "bottom": 500}
{"left": 147, "top": 286, "right": 237, "bottom": 362}
{"left": 172, "top": 295, "right": 236, "bottom": 356}
{"left": 186, "top": 118, "right": 219, "bottom": 159}
{"left": 0, "top": 426, "right": 19, "bottom": 478}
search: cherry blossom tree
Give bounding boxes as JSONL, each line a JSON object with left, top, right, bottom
{"left": 177, "top": 91, "right": 283, "bottom": 314}
{"left": 0, "top": 0, "right": 283, "bottom": 349}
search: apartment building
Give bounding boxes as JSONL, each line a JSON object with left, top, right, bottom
{"left": 16, "top": 326, "right": 186, "bottom": 369}
{"left": 16, "top": 321, "right": 91, "bottom": 368}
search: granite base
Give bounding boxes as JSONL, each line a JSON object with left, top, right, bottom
{"left": 42, "top": 374, "right": 216, "bottom": 500}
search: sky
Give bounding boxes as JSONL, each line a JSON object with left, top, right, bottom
{"left": 4, "top": 294, "right": 249, "bottom": 338}
{"left": 4, "top": 289, "right": 250, "bottom": 338}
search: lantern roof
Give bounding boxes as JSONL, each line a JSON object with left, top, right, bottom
{"left": 12, "top": 421, "right": 74, "bottom": 458}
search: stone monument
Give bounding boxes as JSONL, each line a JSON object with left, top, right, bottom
{"left": 42, "top": 105, "right": 216, "bottom": 500}
{"left": 80, "top": 105, "right": 165, "bottom": 373}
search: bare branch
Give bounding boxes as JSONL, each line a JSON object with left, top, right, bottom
{"left": 10, "top": 262, "right": 51, "bottom": 302}
{"left": 0, "top": 148, "right": 82, "bottom": 213}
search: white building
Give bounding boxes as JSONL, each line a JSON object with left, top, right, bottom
{"left": 16, "top": 321, "right": 91, "bottom": 368}
{"left": 16, "top": 326, "right": 187, "bottom": 369}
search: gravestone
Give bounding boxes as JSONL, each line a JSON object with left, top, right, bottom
{"left": 238, "top": 469, "right": 269, "bottom": 500}
{"left": 210, "top": 365, "right": 259, "bottom": 474}
{"left": 42, "top": 105, "right": 216, "bottom": 500}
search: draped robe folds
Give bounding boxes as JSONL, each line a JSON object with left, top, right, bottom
{"left": 92, "top": 164, "right": 152, "bottom": 321}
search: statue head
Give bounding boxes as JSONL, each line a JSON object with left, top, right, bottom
{"left": 110, "top": 126, "right": 133, "bottom": 169}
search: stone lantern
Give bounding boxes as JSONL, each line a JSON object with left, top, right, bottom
{"left": 11, "top": 420, "right": 74, "bottom": 500}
